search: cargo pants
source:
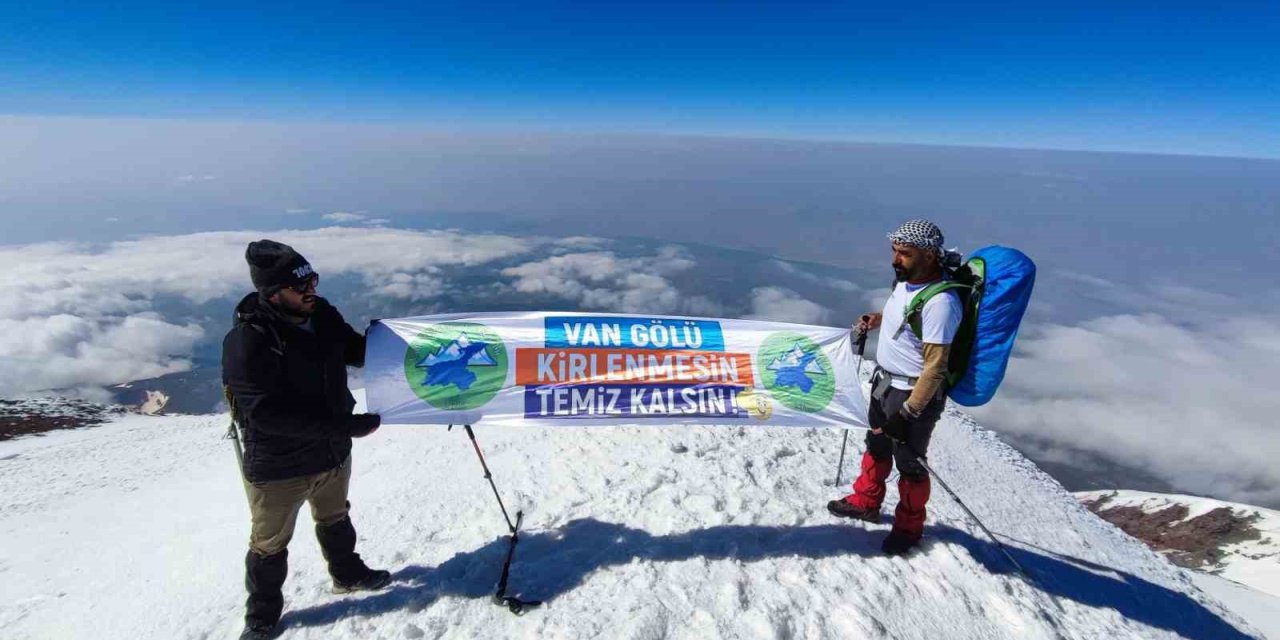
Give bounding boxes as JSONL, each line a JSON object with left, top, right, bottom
{"left": 243, "top": 456, "right": 352, "bottom": 556}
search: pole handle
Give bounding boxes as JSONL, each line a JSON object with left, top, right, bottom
{"left": 853, "top": 314, "right": 870, "bottom": 356}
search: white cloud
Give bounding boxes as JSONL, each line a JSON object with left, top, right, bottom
{"left": 363, "top": 218, "right": 391, "bottom": 226}
{"left": 969, "top": 303, "right": 1280, "bottom": 507}
{"left": 771, "top": 260, "right": 860, "bottom": 292}
{"left": 0, "top": 313, "right": 202, "bottom": 399}
{"left": 0, "top": 227, "right": 534, "bottom": 396}
{"left": 745, "top": 287, "right": 831, "bottom": 325}
{"left": 322, "top": 211, "right": 366, "bottom": 223}
{"left": 682, "top": 296, "right": 725, "bottom": 318}
{"left": 501, "top": 246, "right": 695, "bottom": 314}
{"left": 373, "top": 271, "right": 443, "bottom": 300}
{"left": 0, "top": 229, "right": 533, "bottom": 315}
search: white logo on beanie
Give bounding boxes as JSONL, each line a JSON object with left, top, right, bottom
{"left": 292, "top": 263, "right": 315, "bottom": 279}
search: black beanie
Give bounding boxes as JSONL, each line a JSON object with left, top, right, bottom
{"left": 245, "top": 240, "right": 315, "bottom": 293}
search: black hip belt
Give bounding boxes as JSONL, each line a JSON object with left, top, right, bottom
{"left": 871, "top": 366, "right": 918, "bottom": 401}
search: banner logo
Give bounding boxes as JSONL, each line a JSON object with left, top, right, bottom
{"left": 758, "top": 332, "right": 834, "bottom": 413}
{"left": 403, "top": 322, "right": 509, "bottom": 410}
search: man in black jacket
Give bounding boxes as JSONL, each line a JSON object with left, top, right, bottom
{"left": 223, "top": 240, "right": 388, "bottom": 640}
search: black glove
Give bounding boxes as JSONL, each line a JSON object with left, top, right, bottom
{"left": 348, "top": 413, "right": 381, "bottom": 438}
{"left": 880, "top": 410, "right": 910, "bottom": 441}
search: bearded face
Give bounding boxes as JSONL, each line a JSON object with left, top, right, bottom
{"left": 270, "top": 275, "right": 319, "bottom": 318}
{"left": 891, "top": 243, "right": 939, "bottom": 282}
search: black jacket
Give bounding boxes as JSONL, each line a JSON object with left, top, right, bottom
{"left": 222, "top": 293, "right": 369, "bottom": 483}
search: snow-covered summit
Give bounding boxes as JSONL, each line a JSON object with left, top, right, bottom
{"left": 1077, "top": 490, "right": 1280, "bottom": 637}
{"left": 1077, "top": 490, "right": 1280, "bottom": 596}
{"left": 0, "top": 395, "right": 1262, "bottom": 639}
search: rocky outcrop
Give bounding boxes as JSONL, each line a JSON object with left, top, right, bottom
{"left": 0, "top": 398, "right": 125, "bottom": 440}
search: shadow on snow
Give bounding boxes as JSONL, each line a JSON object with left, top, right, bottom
{"left": 280, "top": 518, "right": 1254, "bottom": 639}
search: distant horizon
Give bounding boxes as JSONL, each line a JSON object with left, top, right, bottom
{"left": 7, "top": 113, "right": 1280, "bottom": 162}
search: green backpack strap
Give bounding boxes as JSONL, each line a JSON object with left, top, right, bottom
{"left": 897, "top": 260, "right": 987, "bottom": 389}
{"left": 901, "top": 281, "right": 971, "bottom": 341}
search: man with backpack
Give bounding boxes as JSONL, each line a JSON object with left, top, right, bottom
{"left": 828, "top": 220, "right": 964, "bottom": 556}
{"left": 223, "top": 240, "right": 389, "bottom": 640}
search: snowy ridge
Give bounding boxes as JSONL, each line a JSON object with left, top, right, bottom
{"left": 1077, "top": 489, "right": 1280, "bottom": 598}
{"left": 0, "top": 397, "right": 124, "bottom": 440}
{"left": 0, "top": 389, "right": 1262, "bottom": 639}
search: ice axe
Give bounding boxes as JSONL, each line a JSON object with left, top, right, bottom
{"left": 833, "top": 322, "right": 868, "bottom": 487}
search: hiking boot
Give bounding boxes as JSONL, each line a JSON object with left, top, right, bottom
{"left": 239, "top": 623, "right": 278, "bottom": 640}
{"left": 243, "top": 549, "right": 286, "bottom": 636}
{"left": 316, "top": 516, "right": 391, "bottom": 594}
{"left": 881, "top": 530, "right": 921, "bottom": 556}
{"left": 827, "top": 498, "right": 881, "bottom": 523}
{"left": 332, "top": 568, "right": 392, "bottom": 594}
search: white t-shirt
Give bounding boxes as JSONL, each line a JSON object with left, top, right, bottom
{"left": 876, "top": 279, "right": 963, "bottom": 389}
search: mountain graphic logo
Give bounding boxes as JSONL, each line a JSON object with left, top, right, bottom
{"left": 765, "top": 344, "right": 828, "bottom": 394}
{"left": 403, "top": 322, "right": 508, "bottom": 411}
{"left": 758, "top": 332, "right": 835, "bottom": 413}
{"left": 416, "top": 333, "right": 498, "bottom": 390}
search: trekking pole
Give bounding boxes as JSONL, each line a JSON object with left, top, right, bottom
{"left": 451, "top": 424, "right": 542, "bottom": 615}
{"left": 833, "top": 329, "right": 868, "bottom": 487}
{"left": 895, "top": 437, "right": 1029, "bottom": 579}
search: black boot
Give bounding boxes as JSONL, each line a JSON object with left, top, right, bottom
{"left": 239, "top": 623, "right": 279, "bottom": 640}
{"left": 881, "top": 529, "right": 922, "bottom": 556}
{"left": 827, "top": 498, "right": 882, "bottom": 523}
{"left": 243, "top": 549, "right": 287, "bottom": 638}
{"left": 316, "top": 516, "right": 391, "bottom": 593}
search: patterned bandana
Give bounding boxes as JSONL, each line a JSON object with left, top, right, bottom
{"left": 887, "top": 219, "right": 945, "bottom": 253}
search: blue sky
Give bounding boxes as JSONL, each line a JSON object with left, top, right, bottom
{"left": 3, "top": 1, "right": 1278, "bottom": 156}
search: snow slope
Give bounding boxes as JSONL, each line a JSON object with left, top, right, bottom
{"left": 1076, "top": 489, "right": 1280, "bottom": 598}
{"left": 1076, "top": 489, "right": 1280, "bottom": 638}
{"left": 0, "top": 390, "right": 1262, "bottom": 639}
{"left": 1191, "top": 574, "right": 1280, "bottom": 639}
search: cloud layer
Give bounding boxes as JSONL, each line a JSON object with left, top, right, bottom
{"left": 0, "top": 314, "right": 203, "bottom": 401}
{"left": 0, "top": 227, "right": 535, "bottom": 397}
{"left": 7, "top": 224, "right": 1273, "bottom": 508}
{"left": 745, "top": 287, "right": 831, "bottom": 325}
{"left": 2, "top": 229, "right": 833, "bottom": 398}
{"left": 501, "top": 246, "right": 711, "bottom": 314}
{"left": 969, "top": 293, "right": 1280, "bottom": 506}
{"left": 322, "top": 211, "right": 366, "bottom": 223}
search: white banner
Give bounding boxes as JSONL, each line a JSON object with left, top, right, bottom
{"left": 365, "top": 312, "right": 868, "bottom": 429}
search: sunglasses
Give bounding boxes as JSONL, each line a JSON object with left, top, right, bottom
{"left": 287, "top": 274, "right": 320, "bottom": 294}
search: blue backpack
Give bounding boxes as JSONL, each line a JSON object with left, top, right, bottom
{"left": 902, "top": 246, "right": 1036, "bottom": 407}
